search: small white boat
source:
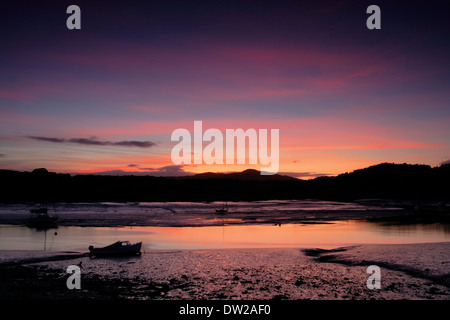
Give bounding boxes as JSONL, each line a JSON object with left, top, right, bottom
{"left": 88, "top": 241, "right": 142, "bottom": 257}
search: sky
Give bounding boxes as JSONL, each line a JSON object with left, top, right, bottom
{"left": 1, "top": 0, "right": 449, "bottom": 178}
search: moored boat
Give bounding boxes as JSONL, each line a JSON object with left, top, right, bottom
{"left": 215, "top": 201, "right": 228, "bottom": 214}
{"left": 25, "top": 208, "right": 58, "bottom": 229}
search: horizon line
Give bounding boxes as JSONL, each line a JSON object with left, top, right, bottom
{"left": 1, "top": 161, "right": 448, "bottom": 180}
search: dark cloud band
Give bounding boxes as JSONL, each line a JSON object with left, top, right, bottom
{"left": 27, "top": 136, "right": 156, "bottom": 148}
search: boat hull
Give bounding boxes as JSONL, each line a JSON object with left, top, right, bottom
{"left": 89, "top": 241, "right": 142, "bottom": 257}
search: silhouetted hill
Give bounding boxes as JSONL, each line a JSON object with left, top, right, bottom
{"left": 307, "top": 162, "right": 450, "bottom": 200}
{"left": 186, "top": 169, "right": 297, "bottom": 181}
{"left": 0, "top": 163, "right": 449, "bottom": 203}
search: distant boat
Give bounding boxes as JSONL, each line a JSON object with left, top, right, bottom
{"left": 25, "top": 207, "right": 58, "bottom": 229}
{"left": 216, "top": 201, "right": 228, "bottom": 214}
{"left": 88, "top": 241, "right": 142, "bottom": 257}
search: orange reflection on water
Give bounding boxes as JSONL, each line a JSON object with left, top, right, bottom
{"left": 134, "top": 221, "right": 450, "bottom": 250}
{"left": 1, "top": 220, "right": 448, "bottom": 251}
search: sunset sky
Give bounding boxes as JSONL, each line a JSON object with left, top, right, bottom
{"left": 1, "top": 0, "right": 449, "bottom": 178}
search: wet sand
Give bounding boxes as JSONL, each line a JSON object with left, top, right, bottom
{"left": 1, "top": 242, "right": 449, "bottom": 300}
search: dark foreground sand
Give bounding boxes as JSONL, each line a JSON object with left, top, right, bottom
{"left": 0, "top": 242, "right": 449, "bottom": 300}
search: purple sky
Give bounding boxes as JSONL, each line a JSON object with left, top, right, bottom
{"left": 1, "top": 0, "right": 449, "bottom": 177}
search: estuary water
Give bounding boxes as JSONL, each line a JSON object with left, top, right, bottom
{"left": 0, "top": 221, "right": 449, "bottom": 252}
{"left": 0, "top": 200, "right": 448, "bottom": 251}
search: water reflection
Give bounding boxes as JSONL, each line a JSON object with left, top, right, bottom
{"left": 1, "top": 220, "right": 449, "bottom": 252}
{"left": 362, "top": 219, "right": 450, "bottom": 237}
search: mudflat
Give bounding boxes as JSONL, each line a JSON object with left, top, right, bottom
{"left": 0, "top": 242, "right": 449, "bottom": 300}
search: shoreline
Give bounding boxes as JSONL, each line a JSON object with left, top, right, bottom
{"left": 1, "top": 242, "right": 449, "bottom": 300}
{"left": 0, "top": 209, "right": 425, "bottom": 229}
{"left": 2, "top": 199, "right": 449, "bottom": 229}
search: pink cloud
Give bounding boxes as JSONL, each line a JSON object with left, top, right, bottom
{"left": 42, "top": 41, "right": 398, "bottom": 92}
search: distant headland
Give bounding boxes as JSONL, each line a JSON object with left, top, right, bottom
{"left": 0, "top": 162, "right": 449, "bottom": 203}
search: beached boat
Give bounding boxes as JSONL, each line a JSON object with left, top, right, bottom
{"left": 25, "top": 208, "right": 59, "bottom": 229}
{"left": 88, "top": 241, "right": 142, "bottom": 257}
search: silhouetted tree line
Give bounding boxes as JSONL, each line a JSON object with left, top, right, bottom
{"left": 0, "top": 163, "right": 449, "bottom": 203}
